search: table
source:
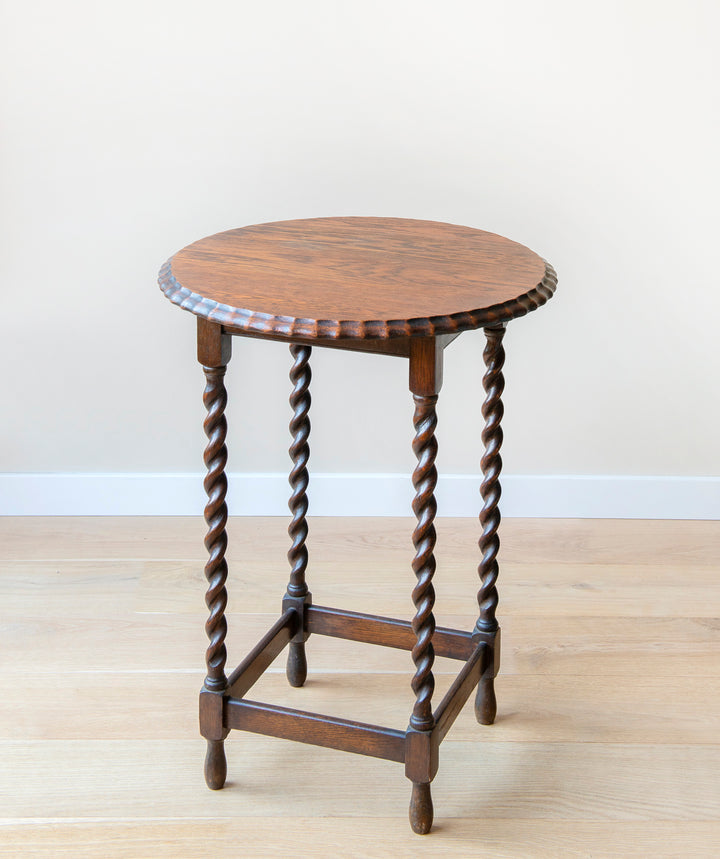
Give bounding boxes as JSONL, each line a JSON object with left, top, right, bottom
{"left": 158, "top": 217, "right": 557, "bottom": 834}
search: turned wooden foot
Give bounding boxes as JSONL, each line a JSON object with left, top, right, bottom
{"left": 409, "top": 782, "right": 434, "bottom": 834}
{"left": 474, "top": 674, "right": 497, "bottom": 725}
{"left": 204, "top": 739, "right": 227, "bottom": 790}
{"left": 286, "top": 641, "right": 308, "bottom": 687}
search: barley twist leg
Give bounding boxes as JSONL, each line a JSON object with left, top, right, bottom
{"left": 286, "top": 344, "right": 312, "bottom": 687}
{"left": 407, "top": 392, "right": 438, "bottom": 835}
{"left": 474, "top": 325, "right": 506, "bottom": 725}
{"left": 410, "top": 393, "right": 438, "bottom": 732}
{"left": 201, "top": 364, "right": 230, "bottom": 787}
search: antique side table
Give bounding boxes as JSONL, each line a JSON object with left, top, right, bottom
{"left": 158, "top": 217, "right": 556, "bottom": 834}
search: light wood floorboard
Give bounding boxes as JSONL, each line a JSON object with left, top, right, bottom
{"left": 0, "top": 517, "right": 718, "bottom": 857}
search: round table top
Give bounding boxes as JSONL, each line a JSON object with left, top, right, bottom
{"left": 159, "top": 217, "right": 556, "bottom": 340}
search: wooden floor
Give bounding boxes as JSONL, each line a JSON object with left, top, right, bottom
{"left": 0, "top": 517, "right": 718, "bottom": 858}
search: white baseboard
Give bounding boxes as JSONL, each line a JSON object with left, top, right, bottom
{"left": 0, "top": 472, "right": 717, "bottom": 518}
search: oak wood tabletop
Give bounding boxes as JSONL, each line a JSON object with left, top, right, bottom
{"left": 159, "top": 217, "right": 556, "bottom": 340}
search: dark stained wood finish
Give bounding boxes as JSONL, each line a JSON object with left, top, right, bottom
{"left": 218, "top": 327, "right": 462, "bottom": 360}
{"left": 405, "top": 340, "right": 442, "bottom": 828}
{"left": 160, "top": 217, "right": 556, "bottom": 340}
{"left": 225, "top": 699, "right": 406, "bottom": 763}
{"left": 474, "top": 325, "right": 506, "bottom": 635}
{"left": 409, "top": 782, "right": 434, "bottom": 835}
{"left": 226, "top": 609, "right": 298, "bottom": 699}
{"left": 221, "top": 325, "right": 414, "bottom": 357}
{"left": 404, "top": 728, "right": 438, "bottom": 784}
{"left": 433, "top": 643, "right": 491, "bottom": 745}
{"left": 197, "top": 317, "right": 232, "bottom": 366}
{"left": 200, "top": 366, "right": 230, "bottom": 694}
{"left": 198, "top": 687, "right": 225, "bottom": 741}
{"left": 408, "top": 342, "right": 441, "bottom": 734}
{"left": 203, "top": 741, "right": 227, "bottom": 791}
{"left": 162, "top": 217, "right": 556, "bottom": 835}
{"left": 285, "top": 344, "right": 312, "bottom": 687}
{"left": 475, "top": 631, "right": 501, "bottom": 726}
{"left": 285, "top": 633, "right": 307, "bottom": 688}
{"left": 409, "top": 395, "right": 438, "bottom": 731}
{"left": 305, "top": 605, "right": 474, "bottom": 660}
{"left": 197, "top": 320, "right": 233, "bottom": 790}
{"left": 474, "top": 325, "right": 506, "bottom": 726}
{"left": 409, "top": 337, "right": 444, "bottom": 396}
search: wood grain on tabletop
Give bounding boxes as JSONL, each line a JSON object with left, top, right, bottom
{"left": 159, "top": 218, "right": 557, "bottom": 340}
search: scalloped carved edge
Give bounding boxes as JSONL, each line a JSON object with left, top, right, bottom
{"left": 158, "top": 259, "right": 557, "bottom": 341}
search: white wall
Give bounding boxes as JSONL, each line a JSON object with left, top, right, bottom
{"left": 1, "top": 1, "right": 718, "bottom": 515}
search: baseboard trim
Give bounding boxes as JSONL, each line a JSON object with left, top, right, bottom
{"left": 0, "top": 473, "right": 717, "bottom": 518}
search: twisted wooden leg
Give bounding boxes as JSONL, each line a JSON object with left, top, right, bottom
{"left": 410, "top": 392, "right": 438, "bottom": 734}
{"left": 201, "top": 360, "right": 231, "bottom": 786}
{"left": 407, "top": 393, "right": 439, "bottom": 834}
{"left": 285, "top": 344, "right": 312, "bottom": 687}
{"left": 408, "top": 391, "right": 439, "bottom": 835}
{"left": 405, "top": 339, "right": 442, "bottom": 835}
{"left": 474, "top": 325, "right": 506, "bottom": 725}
